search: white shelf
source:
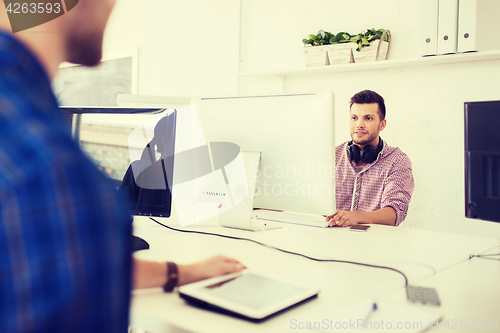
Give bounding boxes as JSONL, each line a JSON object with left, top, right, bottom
{"left": 239, "top": 50, "right": 500, "bottom": 78}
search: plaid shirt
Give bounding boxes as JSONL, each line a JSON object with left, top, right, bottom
{"left": 0, "top": 32, "right": 132, "bottom": 332}
{"left": 335, "top": 140, "right": 414, "bottom": 226}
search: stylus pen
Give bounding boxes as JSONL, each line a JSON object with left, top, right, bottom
{"left": 363, "top": 302, "right": 377, "bottom": 329}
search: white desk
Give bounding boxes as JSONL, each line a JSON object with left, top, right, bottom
{"left": 380, "top": 248, "right": 500, "bottom": 332}
{"left": 130, "top": 217, "right": 499, "bottom": 333}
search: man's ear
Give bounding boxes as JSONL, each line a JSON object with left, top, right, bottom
{"left": 379, "top": 119, "right": 387, "bottom": 131}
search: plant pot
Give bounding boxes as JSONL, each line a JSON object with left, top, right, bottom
{"left": 327, "top": 43, "right": 355, "bottom": 65}
{"left": 352, "top": 30, "right": 391, "bottom": 63}
{"left": 303, "top": 45, "right": 330, "bottom": 67}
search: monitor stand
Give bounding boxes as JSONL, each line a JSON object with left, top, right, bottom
{"left": 218, "top": 151, "right": 280, "bottom": 232}
{"left": 219, "top": 200, "right": 281, "bottom": 231}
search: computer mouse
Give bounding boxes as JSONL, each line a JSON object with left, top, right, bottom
{"left": 131, "top": 235, "right": 150, "bottom": 252}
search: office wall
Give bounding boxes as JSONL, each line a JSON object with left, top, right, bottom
{"left": 103, "top": 0, "right": 500, "bottom": 239}
{"left": 103, "top": 0, "right": 241, "bottom": 98}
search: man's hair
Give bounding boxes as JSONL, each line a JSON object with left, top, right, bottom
{"left": 349, "top": 90, "right": 386, "bottom": 120}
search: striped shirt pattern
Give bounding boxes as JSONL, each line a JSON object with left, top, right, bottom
{"left": 335, "top": 140, "right": 414, "bottom": 226}
{"left": 0, "top": 32, "right": 132, "bottom": 332}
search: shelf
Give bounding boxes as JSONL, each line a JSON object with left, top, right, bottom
{"left": 239, "top": 50, "right": 500, "bottom": 78}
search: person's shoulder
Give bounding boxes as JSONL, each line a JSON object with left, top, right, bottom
{"left": 381, "top": 142, "right": 412, "bottom": 165}
{"left": 387, "top": 145, "right": 410, "bottom": 159}
{"left": 335, "top": 141, "right": 349, "bottom": 154}
{"left": 0, "top": 112, "right": 91, "bottom": 191}
{"left": 335, "top": 141, "right": 350, "bottom": 162}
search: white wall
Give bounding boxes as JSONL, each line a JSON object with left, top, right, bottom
{"left": 104, "top": 0, "right": 241, "bottom": 97}
{"left": 103, "top": 0, "right": 500, "bottom": 239}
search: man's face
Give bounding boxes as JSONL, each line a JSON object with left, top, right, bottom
{"left": 63, "top": 0, "right": 116, "bottom": 66}
{"left": 349, "top": 103, "right": 386, "bottom": 147}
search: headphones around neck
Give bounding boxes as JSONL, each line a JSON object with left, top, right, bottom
{"left": 347, "top": 138, "right": 384, "bottom": 164}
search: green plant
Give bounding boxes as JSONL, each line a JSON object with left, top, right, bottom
{"left": 302, "top": 30, "right": 351, "bottom": 46}
{"left": 302, "top": 28, "right": 389, "bottom": 51}
{"left": 350, "top": 29, "right": 390, "bottom": 52}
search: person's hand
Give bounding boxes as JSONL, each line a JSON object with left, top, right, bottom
{"left": 178, "top": 255, "right": 246, "bottom": 286}
{"left": 325, "top": 210, "right": 362, "bottom": 227}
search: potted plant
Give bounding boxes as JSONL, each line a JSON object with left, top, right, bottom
{"left": 326, "top": 31, "right": 355, "bottom": 65}
{"left": 350, "top": 29, "right": 391, "bottom": 63}
{"left": 301, "top": 28, "right": 391, "bottom": 66}
{"left": 302, "top": 30, "right": 354, "bottom": 66}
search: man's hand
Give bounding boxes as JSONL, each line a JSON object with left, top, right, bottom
{"left": 178, "top": 255, "right": 246, "bottom": 286}
{"left": 325, "top": 210, "right": 362, "bottom": 227}
{"left": 133, "top": 255, "right": 245, "bottom": 290}
{"left": 324, "top": 207, "right": 397, "bottom": 227}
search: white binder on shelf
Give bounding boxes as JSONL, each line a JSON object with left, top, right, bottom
{"left": 457, "top": 0, "right": 477, "bottom": 52}
{"left": 421, "top": 0, "right": 439, "bottom": 56}
{"left": 457, "top": 0, "right": 500, "bottom": 53}
{"left": 437, "top": 0, "right": 459, "bottom": 55}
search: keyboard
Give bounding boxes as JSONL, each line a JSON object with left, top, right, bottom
{"left": 252, "top": 210, "right": 329, "bottom": 228}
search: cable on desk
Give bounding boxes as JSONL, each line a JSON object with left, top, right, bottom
{"left": 252, "top": 219, "right": 438, "bottom": 278}
{"left": 150, "top": 217, "right": 409, "bottom": 287}
{"left": 469, "top": 253, "right": 500, "bottom": 260}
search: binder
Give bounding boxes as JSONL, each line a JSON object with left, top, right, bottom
{"left": 458, "top": 0, "right": 500, "bottom": 53}
{"left": 457, "top": 0, "right": 477, "bottom": 52}
{"left": 437, "top": 0, "right": 459, "bottom": 55}
{"left": 421, "top": 0, "right": 439, "bottom": 56}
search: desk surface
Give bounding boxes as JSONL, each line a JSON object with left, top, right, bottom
{"left": 380, "top": 248, "right": 500, "bottom": 332}
{"left": 130, "top": 217, "right": 499, "bottom": 333}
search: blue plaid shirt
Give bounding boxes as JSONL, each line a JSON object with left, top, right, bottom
{"left": 0, "top": 32, "right": 132, "bottom": 332}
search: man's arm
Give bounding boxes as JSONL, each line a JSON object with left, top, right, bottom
{"left": 379, "top": 153, "right": 414, "bottom": 226}
{"left": 133, "top": 255, "right": 246, "bottom": 290}
{"left": 325, "top": 207, "right": 396, "bottom": 227}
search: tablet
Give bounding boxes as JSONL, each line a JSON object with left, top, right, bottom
{"left": 178, "top": 270, "right": 319, "bottom": 322}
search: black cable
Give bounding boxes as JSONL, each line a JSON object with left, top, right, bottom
{"left": 469, "top": 253, "right": 500, "bottom": 260}
{"left": 150, "top": 217, "right": 409, "bottom": 287}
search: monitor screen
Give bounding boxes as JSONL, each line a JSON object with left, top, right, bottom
{"left": 465, "top": 100, "right": 500, "bottom": 223}
{"left": 192, "top": 92, "right": 335, "bottom": 216}
{"left": 60, "top": 107, "right": 177, "bottom": 218}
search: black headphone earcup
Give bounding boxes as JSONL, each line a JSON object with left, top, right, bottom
{"left": 360, "top": 145, "right": 378, "bottom": 163}
{"left": 347, "top": 144, "right": 360, "bottom": 163}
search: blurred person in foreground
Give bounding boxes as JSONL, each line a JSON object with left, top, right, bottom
{"left": 0, "top": 1, "right": 244, "bottom": 331}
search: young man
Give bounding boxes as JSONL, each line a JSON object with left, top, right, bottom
{"left": 326, "top": 90, "right": 414, "bottom": 227}
{"left": 0, "top": 1, "right": 243, "bottom": 331}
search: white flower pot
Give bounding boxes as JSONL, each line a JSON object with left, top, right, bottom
{"left": 303, "top": 45, "right": 330, "bottom": 67}
{"left": 327, "top": 43, "right": 355, "bottom": 65}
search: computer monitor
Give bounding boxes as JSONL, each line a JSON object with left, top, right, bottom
{"left": 192, "top": 92, "right": 335, "bottom": 216}
{"left": 465, "top": 100, "right": 500, "bottom": 223}
{"left": 60, "top": 107, "right": 177, "bottom": 218}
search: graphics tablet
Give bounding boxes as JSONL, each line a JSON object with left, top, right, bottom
{"left": 178, "top": 270, "right": 319, "bottom": 322}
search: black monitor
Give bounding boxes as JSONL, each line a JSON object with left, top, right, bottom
{"left": 465, "top": 101, "right": 500, "bottom": 223}
{"left": 60, "top": 107, "right": 176, "bottom": 218}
